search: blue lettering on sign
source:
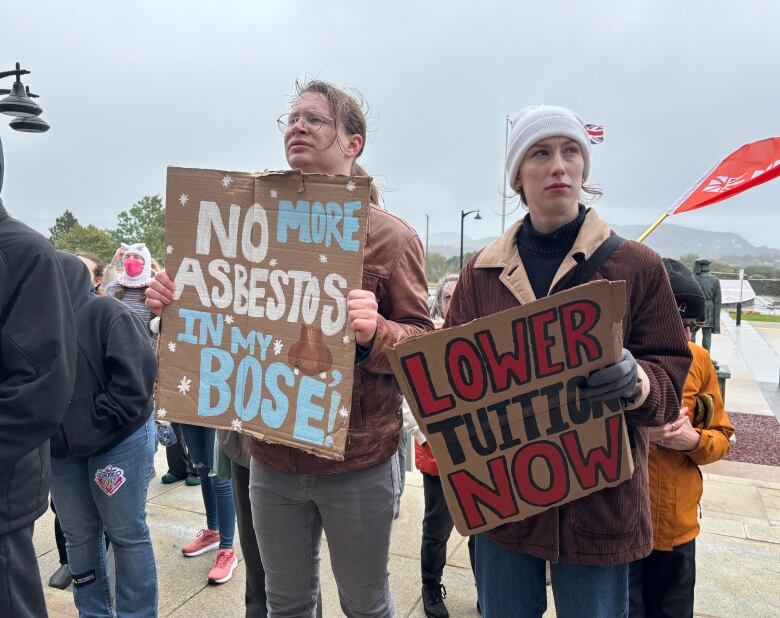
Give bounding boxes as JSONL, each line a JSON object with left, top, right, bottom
{"left": 262, "top": 362, "right": 294, "bottom": 428}
{"left": 235, "top": 356, "right": 262, "bottom": 421}
{"left": 198, "top": 348, "right": 232, "bottom": 416}
{"left": 178, "top": 309, "right": 223, "bottom": 346}
{"left": 293, "top": 376, "right": 326, "bottom": 445}
{"left": 276, "top": 199, "right": 361, "bottom": 251}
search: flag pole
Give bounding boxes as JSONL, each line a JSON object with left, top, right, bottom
{"left": 501, "top": 114, "right": 509, "bottom": 233}
{"left": 636, "top": 212, "right": 668, "bottom": 243}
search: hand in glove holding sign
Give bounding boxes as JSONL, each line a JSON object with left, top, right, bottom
{"left": 582, "top": 348, "right": 639, "bottom": 402}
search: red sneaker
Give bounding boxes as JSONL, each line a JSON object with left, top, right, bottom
{"left": 181, "top": 529, "right": 220, "bottom": 557}
{"left": 208, "top": 548, "right": 237, "bottom": 584}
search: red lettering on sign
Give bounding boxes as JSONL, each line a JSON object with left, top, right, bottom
{"left": 560, "top": 414, "right": 624, "bottom": 489}
{"left": 475, "top": 318, "right": 531, "bottom": 392}
{"left": 559, "top": 300, "right": 602, "bottom": 368}
{"left": 400, "top": 352, "right": 455, "bottom": 417}
{"left": 448, "top": 457, "right": 519, "bottom": 529}
{"left": 512, "top": 441, "right": 569, "bottom": 507}
{"left": 529, "top": 309, "right": 564, "bottom": 378}
{"left": 446, "top": 338, "right": 487, "bottom": 402}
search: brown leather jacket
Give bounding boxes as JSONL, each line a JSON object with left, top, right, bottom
{"left": 251, "top": 205, "right": 434, "bottom": 474}
{"left": 445, "top": 209, "right": 691, "bottom": 565}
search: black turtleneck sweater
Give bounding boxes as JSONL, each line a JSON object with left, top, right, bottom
{"left": 516, "top": 206, "right": 587, "bottom": 299}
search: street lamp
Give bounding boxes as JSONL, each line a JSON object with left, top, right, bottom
{"left": 425, "top": 213, "right": 430, "bottom": 256}
{"left": 0, "top": 62, "right": 50, "bottom": 200}
{"left": 460, "top": 209, "right": 482, "bottom": 270}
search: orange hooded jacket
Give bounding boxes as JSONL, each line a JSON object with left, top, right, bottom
{"left": 647, "top": 341, "right": 734, "bottom": 550}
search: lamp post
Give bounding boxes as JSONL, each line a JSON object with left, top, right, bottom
{"left": 424, "top": 213, "right": 429, "bottom": 256}
{"left": 0, "top": 62, "right": 50, "bottom": 201}
{"left": 460, "top": 209, "right": 482, "bottom": 270}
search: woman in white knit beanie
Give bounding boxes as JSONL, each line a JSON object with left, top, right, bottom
{"left": 444, "top": 105, "right": 691, "bottom": 618}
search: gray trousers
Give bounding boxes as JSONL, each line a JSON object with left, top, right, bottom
{"left": 249, "top": 456, "right": 400, "bottom": 618}
{"left": 0, "top": 524, "right": 48, "bottom": 618}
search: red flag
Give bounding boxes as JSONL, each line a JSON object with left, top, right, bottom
{"left": 668, "top": 137, "right": 780, "bottom": 215}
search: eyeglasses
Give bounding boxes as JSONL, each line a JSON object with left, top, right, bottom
{"left": 682, "top": 318, "right": 704, "bottom": 331}
{"left": 276, "top": 111, "right": 333, "bottom": 133}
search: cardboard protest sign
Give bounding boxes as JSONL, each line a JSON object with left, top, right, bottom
{"left": 387, "top": 280, "right": 634, "bottom": 534}
{"left": 155, "top": 167, "right": 369, "bottom": 461}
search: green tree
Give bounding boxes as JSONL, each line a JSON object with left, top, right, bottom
{"left": 678, "top": 253, "right": 699, "bottom": 270}
{"left": 425, "top": 252, "right": 448, "bottom": 283}
{"left": 111, "top": 195, "right": 166, "bottom": 264}
{"left": 53, "top": 224, "right": 116, "bottom": 264}
{"left": 48, "top": 210, "right": 79, "bottom": 245}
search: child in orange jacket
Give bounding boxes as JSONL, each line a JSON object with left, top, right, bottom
{"left": 629, "top": 258, "right": 734, "bottom": 618}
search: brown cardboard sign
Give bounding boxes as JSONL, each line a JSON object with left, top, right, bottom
{"left": 156, "top": 167, "right": 369, "bottom": 461}
{"left": 387, "top": 280, "right": 634, "bottom": 534}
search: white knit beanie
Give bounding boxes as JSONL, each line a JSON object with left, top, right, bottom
{"left": 506, "top": 105, "right": 591, "bottom": 191}
{"left": 117, "top": 242, "right": 153, "bottom": 288}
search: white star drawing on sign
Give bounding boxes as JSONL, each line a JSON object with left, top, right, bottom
{"left": 338, "top": 407, "right": 350, "bottom": 418}
{"left": 231, "top": 419, "right": 242, "bottom": 431}
{"left": 177, "top": 376, "right": 192, "bottom": 394}
{"left": 179, "top": 193, "right": 189, "bottom": 206}
{"left": 318, "top": 254, "right": 328, "bottom": 264}
{"left": 273, "top": 339, "right": 283, "bottom": 355}
{"left": 346, "top": 180, "right": 356, "bottom": 192}
{"left": 293, "top": 367, "right": 300, "bottom": 376}
{"left": 157, "top": 408, "right": 167, "bottom": 418}
{"left": 222, "top": 174, "right": 233, "bottom": 188}
{"left": 269, "top": 258, "right": 278, "bottom": 267}
{"left": 166, "top": 245, "right": 174, "bottom": 255}
{"left": 319, "top": 371, "right": 327, "bottom": 379}
{"left": 224, "top": 315, "right": 234, "bottom": 324}
{"left": 342, "top": 334, "right": 351, "bottom": 345}
{"left": 270, "top": 189, "right": 278, "bottom": 198}
{"left": 167, "top": 341, "right": 176, "bottom": 353}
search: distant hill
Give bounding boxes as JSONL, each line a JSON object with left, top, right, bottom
{"left": 428, "top": 224, "right": 780, "bottom": 266}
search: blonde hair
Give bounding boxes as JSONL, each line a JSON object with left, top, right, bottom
{"left": 295, "top": 78, "right": 380, "bottom": 205}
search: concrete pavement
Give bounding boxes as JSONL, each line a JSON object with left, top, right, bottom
{"left": 36, "top": 313, "right": 780, "bottom": 616}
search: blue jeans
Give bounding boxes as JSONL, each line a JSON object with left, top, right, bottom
{"left": 179, "top": 424, "right": 235, "bottom": 548}
{"left": 475, "top": 534, "right": 628, "bottom": 618}
{"left": 50, "top": 415, "right": 157, "bottom": 618}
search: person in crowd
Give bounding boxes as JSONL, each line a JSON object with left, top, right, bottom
{"left": 49, "top": 250, "right": 108, "bottom": 589}
{"left": 629, "top": 259, "right": 734, "bottom": 618}
{"left": 403, "top": 273, "right": 478, "bottom": 618}
{"left": 176, "top": 423, "right": 238, "bottom": 584}
{"left": 105, "top": 242, "right": 199, "bottom": 486}
{"left": 215, "top": 431, "right": 323, "bottom": 617}
{"left": 49, "top": 250, "right": 158, "bottom": 617}
{"left": 444, "top": 105, "right": 691, "bottom": 618}
{"left": 146, "top": 78, "right": 433, "bottom": 616}
{"left": 0, "top": 202, "right": 76, "bottom": 617}
{"left": 102, "top": 244, "right": 125, "bottom": 286}
{"left": 76, "top": 250, "right": 105, "bottom": 294}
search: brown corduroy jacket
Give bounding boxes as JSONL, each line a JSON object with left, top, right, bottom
{"left": 251, "top": 205, "right": 434, "bottom": 474}
{"left": 445, "top": 208, "right": 691, "bottom": 565}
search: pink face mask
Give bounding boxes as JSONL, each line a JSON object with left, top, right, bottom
{"left": 123, "top": 258, "right": 144, "bottom": 278}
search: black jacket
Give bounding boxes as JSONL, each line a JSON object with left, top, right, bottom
{"left": 0, "top": 204, "right": 76, "bottom": 534}
{"left": 50, "top": 251, "right": 157, "bottom": 458}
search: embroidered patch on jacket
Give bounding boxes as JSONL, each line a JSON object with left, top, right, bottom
{"left": 72, "top": 569, "right": 96, "bottom": 587}
{"left": 94, "top": 465, "right": 126, "bottom": 496}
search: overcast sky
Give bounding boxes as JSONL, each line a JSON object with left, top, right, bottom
{"left": 3, "top": 1, "right": 778, "bottom": 248}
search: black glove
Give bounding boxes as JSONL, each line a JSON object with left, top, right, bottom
{"left": 582, "top": 348, "right": 638, "bottom": 402}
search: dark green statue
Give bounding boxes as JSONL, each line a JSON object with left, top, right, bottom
{"left": 693, "top": 259, "right": 721, "bottom": 351}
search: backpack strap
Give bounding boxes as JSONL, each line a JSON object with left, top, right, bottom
{"left": 562, "top": 234, "right": 625, "bottom": 291}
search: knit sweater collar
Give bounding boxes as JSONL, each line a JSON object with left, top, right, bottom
{"left": 517, "top": 205, "right": 587, "bottom": 255}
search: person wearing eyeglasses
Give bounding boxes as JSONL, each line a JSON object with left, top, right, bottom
{"left": 146, "top": 79, "right": 433, "bottom": 617}
{"left": 444, "top": 105, "right": 691, "bottom": 618}
{"left": 629, "top": 259, "right": 734, "bottom": 618}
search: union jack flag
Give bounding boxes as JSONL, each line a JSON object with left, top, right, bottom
{"left": 585, "top": 124, "right": 604, "bottom": 144}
